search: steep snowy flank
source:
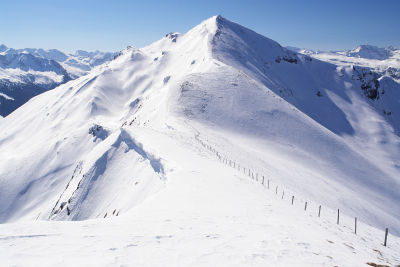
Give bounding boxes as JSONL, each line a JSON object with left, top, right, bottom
{"left": 0, "top": 16, "right": 400, "bottom": 266}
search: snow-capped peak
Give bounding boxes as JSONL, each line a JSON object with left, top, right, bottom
{"left": 0, "top": 44, "right": 8, "bottom": 53}
{"left": 344, "top": 44, "right": 398, "bottom": 60}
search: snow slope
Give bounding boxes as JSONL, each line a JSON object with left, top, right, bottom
{"left": 1, "top": 133, "right": 399, "bottom": 266}
{"left": 0, "top": 16, "right": 400, "bottom": 265}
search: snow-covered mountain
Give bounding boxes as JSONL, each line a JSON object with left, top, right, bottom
{"left": 0, "top": 45, "right": 117, "bottom": 117}
{"left": 1, "top": 16, "right": 399, "bottom": 266}
{"left": 289, "top": 45, "right": 400, "bottom": 82}
{"left": 342, "top": 45, "right": 399, "bottom": 60}
{"left": 3, "top": 45, "right": 118, "bottom": 77}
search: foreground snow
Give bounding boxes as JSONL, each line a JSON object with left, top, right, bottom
{"left": 1, "top": 125, "right": 399, "bottom": 266}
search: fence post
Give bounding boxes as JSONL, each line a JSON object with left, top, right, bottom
{"left": 262, "top": 176, "right": 265, "bottom": 185}
{"left": 268, "top": 179, "right": 270, "bottom": 189}
{"left": 291, "top": 196, "right": 294, "bottom": 205}
{"left": 337, "top": 209, "right": 340, "bottom": 225}
{"left": 384, "top": 228, "right": 388, "bottom": 247}
{"left": 355, "top": 217, "right": 357, "bottom": 235}
{"left": 275, "top": 186, "right": 278, "bottom": 194}
{"left": 304, "top": 201, "right": 307, "bottom": 211}
{"left": 282, "top": 191, "right": 284, "bottom": 199}
{"left": 318, "top": 205, "right": 321, "bottom": 217}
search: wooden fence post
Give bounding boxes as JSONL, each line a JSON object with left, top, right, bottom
{"left": 355, "top": 217, "right": 357, "bottom": 235}
{"left": 337, "top": 209, "right": 340, "bottom": 225}
{"left": 291, "top": 196, "right": 294, "bottom": 205}
{"left": 318, "top": 205, "right": 321, "bottom": 217}
{"left": 282, "top": 191, "right": 284, "bottom": 199}
{"left": 384, "top": 228, "right": 388, "bottom": 247}
{"left": 304, "top": 201, "right": 307, "bottom": 211}
{"left": 268, "top": 179, "right": 270, "bottom": 189}
{"left": 275, "top": 186, "right": 278, "bottom": 194}
{"left": 262, "top": 176, "right": 265, "bottom": 185}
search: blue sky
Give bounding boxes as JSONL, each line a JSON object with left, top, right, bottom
{"left": 1, "top": 0, "right": 399, "bottom": 53}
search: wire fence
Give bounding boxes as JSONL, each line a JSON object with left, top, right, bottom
{"left": 194, "top": 133, "right": 391, "bottom": 248}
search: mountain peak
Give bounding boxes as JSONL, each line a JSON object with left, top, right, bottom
{"left": 204, "top": 14, "right": 224, "bottom": 23}
{"left": 0, "top": 44, "right": 8, "bottom": 52}
{"left": 346, "top": 44, "right": 395, "bottom": 60}
{"left": 191, "top": 15, "right": 228, "bottom": 34}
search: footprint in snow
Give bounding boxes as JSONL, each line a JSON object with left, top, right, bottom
{"left": 155, "top": 235, "right": 173, "bottom": 239}
{"left": 205, "top": 234, "right": 219, "bottom": 239}
{"left": 297, "top": 242, "right": 310, "bottom": 248}
{"left": 343, "top": 243, "right": 355, "bottom": 250}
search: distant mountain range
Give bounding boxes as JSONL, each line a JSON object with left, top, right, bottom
{"left": 286, "top": 45, "right": 400, "bottom": 83}
{"left": 0, "top": 45, "right": 117, "bottom": 117}
{"left": 287, "top": 44, "right": 400, "bottom": 61}
{"left": 342, "top": 45, "right": 399, "bottom": 60}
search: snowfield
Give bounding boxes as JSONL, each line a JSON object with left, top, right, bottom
{"left": 1, "top": 16, "right": 400, "bottom": 266}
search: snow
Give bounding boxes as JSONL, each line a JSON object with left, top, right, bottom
{"left": 1, "top": 127, "right": 400, "bottom": 266}
{"left": 2, "top": 122, "right": 400, "bottom": 266}
{"left": 0, "top": 68, "right": 64, "bottom": 84}
{"left": 0, "top": 92, "right": 14, "bottom": 101}
{"left": 0, "top": 15, "right": 399, "bottom": 266}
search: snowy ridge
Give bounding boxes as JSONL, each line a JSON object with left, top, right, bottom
{"left": 49, "top": 129, "right": 165, "bottom": 221}
{"left": 0, "top": 15, "right": 400, "bottom": 266}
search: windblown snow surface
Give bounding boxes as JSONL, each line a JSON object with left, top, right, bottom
{"left": 1, "top": 16, "right": 400, "bottom": 266}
